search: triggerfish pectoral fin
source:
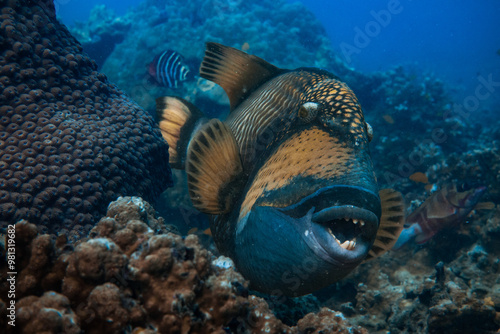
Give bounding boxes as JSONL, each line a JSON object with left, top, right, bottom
{"left": 186, "top": 119, "right": 245, "bottom": 215}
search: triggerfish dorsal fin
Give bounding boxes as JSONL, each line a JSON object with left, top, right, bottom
{"left": 365, "top": 189, "right": 405, "bottom": 261}
{"left": 186, "top": 119, "right": 244, "bottom": 215}
{"left": 156, "top": 96, "right": 205, "bottom": 169}
{"left": 200, "top": 42, "right": 283, "bottom": 111}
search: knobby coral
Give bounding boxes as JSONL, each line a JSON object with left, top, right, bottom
{"left": 0, "top": 196, "right": 368, "bottom": 334}
{"left": 0, "top": 0, "right": 172, "bottom": 237}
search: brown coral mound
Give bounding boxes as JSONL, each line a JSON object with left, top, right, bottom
{"left": 0, "top": 196, "right": 367, "bottom": 334}
{"left": 0, "top": 0, "right": 172, "bottom": 235}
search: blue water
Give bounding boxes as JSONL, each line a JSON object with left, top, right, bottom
{"left": 297, "top": 0, "right": 500, "bottom": 106}
{"left": 56, "top": 0, "right": 500, "bottom": 106}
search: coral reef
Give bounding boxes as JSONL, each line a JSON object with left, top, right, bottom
{"left": 82, "top": 0, "right": 346, "bottom": 114}
{"left": 0, "top": 196, "right": 368, "bottom": 334}
{"left": 6, "top": 196, "right": 496, "bottom": 333}
{"left": 16, "top": 291, "right": 81, "bottom": 334}
{"left": 0, "top": 0, "right": 172, "bottom": 236}
{"left": 67, "top": 0, "right": 470, "bottom": 236}
{"left": 317, "top": 203, "right": 500, "bottom": 333}
{"left": 3, "top": 0, "right": 498, "bottom": 332}
{"left": 67, "top": 0, "right": 355, "bottom": 234}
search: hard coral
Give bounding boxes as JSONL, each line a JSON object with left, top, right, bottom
{"left": 0, "top": 0, "right": 172, "bottom": 236}
{"left": 296, "top": 308, "right": 368, "bottom": 334}
{"left": 0, "top": 196, "right": 367, "bottom": 334}
{"left": 17, "top": 291, "right": 81, "bottom": 334}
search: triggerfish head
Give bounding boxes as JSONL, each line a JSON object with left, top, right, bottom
{"left": 393, "top": 183, "right": 488, "bottom": 249}
{"left": 156, "top": 42, "right": 405, "bottom": 296}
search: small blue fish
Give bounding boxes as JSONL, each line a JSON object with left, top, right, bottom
{"left": 148, "top": 50, "right": 190, "bottom": 88}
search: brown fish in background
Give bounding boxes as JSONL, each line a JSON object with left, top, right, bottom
{"left": 393, "top": 183, "right": 490, "bottom": 249}
{"left": 157, "top": 42, "right": 404, "bottom": 296}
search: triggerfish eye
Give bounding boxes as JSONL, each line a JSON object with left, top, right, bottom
{"left": 298, "top": 102, "right": 319, "bottom": 122}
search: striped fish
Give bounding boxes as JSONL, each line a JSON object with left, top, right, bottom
{"left": 148, "top": 50, "right": 190, "bottom": 88}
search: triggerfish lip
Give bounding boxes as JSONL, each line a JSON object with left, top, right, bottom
{"left": 281, "top": 185, "right": 381, "bottom": 265}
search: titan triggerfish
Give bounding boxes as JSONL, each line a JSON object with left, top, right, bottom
{"left": 156, "top": 42, "right": 405, "bottom": 296}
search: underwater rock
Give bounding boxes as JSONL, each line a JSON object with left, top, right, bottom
{"left": 427, "top": 144, "right": 500, "bottom": 204}
{"left": 0, "top": 0, "right": 172, "bottom": 236}
{"left": 69, "top": 5, "right": 131, "bottom": 69}
{"left": 98, "top": 0, "right": 345, "bottom": 114}
{"left": 0, "top": 196, "right": 368, "bottom": 333}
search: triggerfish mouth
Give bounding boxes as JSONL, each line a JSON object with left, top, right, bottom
{"left": 156, "top": 42, "right": 405, "bottom": 296}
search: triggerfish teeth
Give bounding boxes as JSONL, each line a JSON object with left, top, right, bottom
{"left": 340, "top": 239, "right": 356, "bottom": 250}
{"left": 156, "top": 42, "right": 405, "bottom": 296}
{"left": 330, "top": 228, "right": 357, "bottom": 250}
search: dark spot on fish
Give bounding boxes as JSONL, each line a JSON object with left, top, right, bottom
{"left": 192, "top": 142, "right": 201, "bottom": 152}
{"left": 189, "top": 164, "right": 200, "bottom": 175}
{"left": 199, "top": 134, "right": 210, "bottom": 148}
{"left": 190, "top": 153, "right": 200, "bottom": 164}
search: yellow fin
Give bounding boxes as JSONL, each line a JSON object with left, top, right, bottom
{"left": 156, "top": 96, "right": 204, "bottom": 169}
{"left": 200, "top": 42, "right": 282, "bottom": 111}
{"left": 365, "top": 189, "right": 405, "bottom": 261}
{"left": 186, "top": 119, "right": 243, "bottom": 215}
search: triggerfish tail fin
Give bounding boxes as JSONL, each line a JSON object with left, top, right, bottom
{"left": 156, "top": 96, "right": 205, "bottom": 169}
{"left": 200, "top": 42, "right": 283, "bottom": 111}
{"left": 365, "top": 189, "right": 405, "bottom": 261}
{"left": 186, "top": 119, "right": 245, "bottom": 215}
